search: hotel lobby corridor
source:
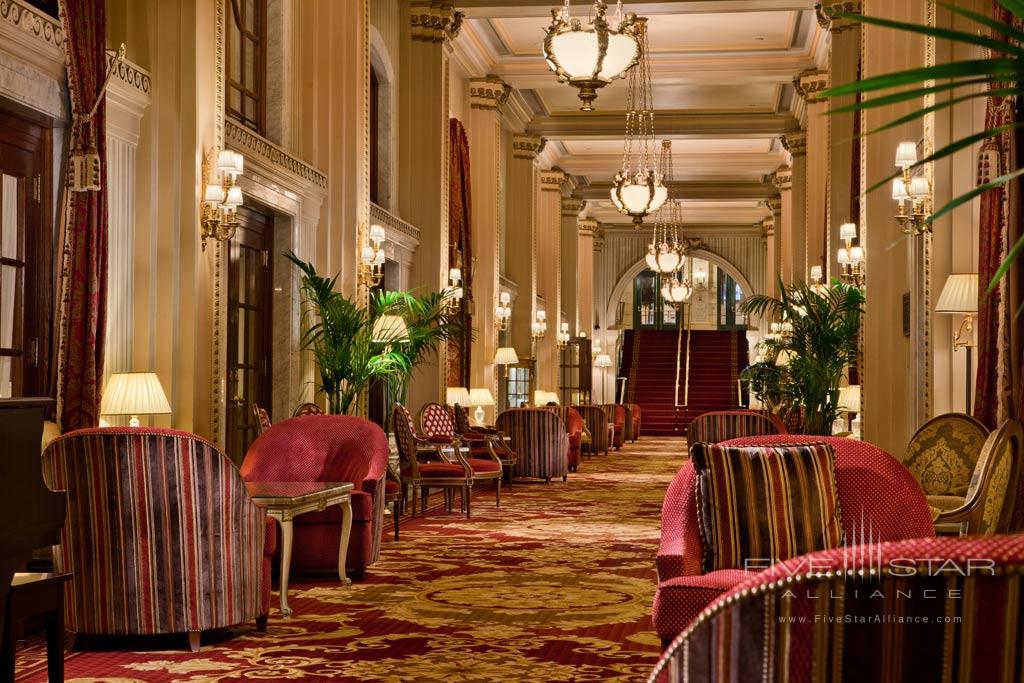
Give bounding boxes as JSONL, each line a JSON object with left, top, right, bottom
{"left": 17, "top": 437, "right": 684, "bottom": 682}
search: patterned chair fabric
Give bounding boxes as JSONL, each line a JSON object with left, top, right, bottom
{"left": 420, "top": 402, "right": 502, "bottom": 507}
{"left": 41, "top": 428, "right": 272, "bottom": 636}
{"left": 933, "top": 418, "right": 1023, "bottom": 535}
{"left": 903, "top": 412, "right": 989, "bottom": 510}
{"left": 602, "top": 404, "right": 626, "bottom": 449}
{"left": 495, "top": 408, "right": 569, "bottom": 482}
{"left": 574, "top": 404, "right": 611, "bottom": 456}
{"left": 392, "top": 404, "right": 473, "bottom": 517}
{"left": 651, "top": 536, "right": 1024, "bottom": 683}
{"left": 242, "top": 415, "right": 389, "bottom": 575}
{"left": 292, "top": 402, "right": 324, "bottom": 417}
{"left": 685, "top": 409, "right": 783, "bottom": 445}
{"left": 653, "top": 435, "right": 934, "bottom": 643}
{"left": 453, "top": 403, "right": 518, "bottom": 470}
{"left": 627, "top": 403, "right": 641, "bottom": 442}
{"left": 252, "top": 403, "right": 271, "bottom": 436}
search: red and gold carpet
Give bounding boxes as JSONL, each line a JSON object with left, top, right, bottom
{"left": 17, "top": 436, "right": 685, "bottom": 682}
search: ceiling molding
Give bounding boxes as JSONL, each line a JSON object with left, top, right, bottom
{"left": 528, "top": 111, "right": 800, "bottom": 139}
{"left": 459, "top": 1, "right": 817, "bottom": 18}
{"left": 574, "top": 180, "right": 778, "bottom": 201}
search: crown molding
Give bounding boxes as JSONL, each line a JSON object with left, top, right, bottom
{"left": 528, "top": 111, "right": 800, "bottom": 140}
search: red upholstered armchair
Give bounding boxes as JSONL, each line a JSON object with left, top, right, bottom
{"left": 685, "top": 409, "right": 784, "bottom": 444}
{"left": 241, "top": 415, "right": 389, "bottom": 579}
{"left": 574, "top": 405, "right": 611, "bottom": 457}
{"left": 603, "top": 404, "right": 626, "bottom": 449}
{"left": 41, "top": 428, "right": 273, "bottom": 650}
{"left": 539, "top": 406, "right": 583, "bottom": 472}
{"left": 651, "top": 535, "right": 1024, "bottom": 682}
{"left": 495, "top": 408, "right": 569, "bottom": 482}
{"left": 626, "top": 403, "right": 641, "bottom": 442}
{"left": 652, "top": 435, "right": 934, "bottom": 644}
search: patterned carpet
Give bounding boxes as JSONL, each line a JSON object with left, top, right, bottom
{"left": 17, "top": 436, "right": 685, "bottom": 683}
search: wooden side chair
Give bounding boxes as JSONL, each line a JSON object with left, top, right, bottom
{"left": 392, "top": 404, "right": 474, "bottom": 518}
{"left": 419, "top": 402, "right": 502, "bottom": 509}
{"left": 252, "top": 402, "right": 272, "bottom": 436}
{"left": 292, "top": 402, "right": 324, "bottom": 417}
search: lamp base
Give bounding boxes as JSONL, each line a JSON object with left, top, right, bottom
{"left": 474, "top": 405, "right": 485, "bottom": 426}
{"left": 129, "top": 416, "right": 140, "bottom": 428}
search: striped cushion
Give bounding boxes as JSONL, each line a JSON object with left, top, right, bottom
{"left": 686, "top": 410, "right": 782, "bottom": 445}
{"left": 691, "top": 441, "right": 843, "bottom": 572}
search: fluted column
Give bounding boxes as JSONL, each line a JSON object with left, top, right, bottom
{"left": 577, "top": 218, "right": 599, "bottom": 343}
{"left": 561, "top": 198, "right": 585, "bottom": 335}
{"left": 821, "top": 1, "right": 863, "bottom": 279}
{"left": 780, "top": 131, "right": 807, "bottom": 284}
{"left": 399, "top": 1, "right": 460, "bottom": 409}
{"left": 796, "top": 70, "right": 830, "bottom": 279}
{"left": 536, "top": 169, "right": 565, "bottom": 394}
{"left": 764, "top": 198, "right": 782, "bottom": 296}
{"left": 507, "top": 134, "right": 543, "bottom": 361}
{"left": 772, "top": 166, "right": 797, "bottom": 284}
{"left": 467, "top": 76, "right": 509, "bottom": 415}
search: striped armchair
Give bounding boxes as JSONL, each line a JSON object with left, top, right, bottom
{"left": 685, "top": 409, "right": 784, "bottom": 445}
{"left": 539, "top": 405, "right": 584, "bottom": 472}
{"left": 651, "top": 536, "right": 1024, "bottom": 682}
{"left": 495, "top": 408, "right": 569, "bottom": 483}
{"left": 41, "top": 428, "right": 273, "bottom": 649}
{"left": 574, "top": 404, "right": 611, "bottom": 457}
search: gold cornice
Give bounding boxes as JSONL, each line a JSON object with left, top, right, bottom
{"left": 225, "top": 119, "right": 328, "bottom": 190}
{"left": 106, "top": 49, "right": 151, "bottom": 97}
{"left": 469, "top": 75, "right": 510, "bottom": 110}
{"left": 816, "top": 1, "right": 862, "bottom": 33}
{"left": 764, "top": 197, "right": 783, "bottom": 213}
{"left": 780, "top": 131, "right": 808, "bottom": 157}
{"left": 540, "top": 169, "right": 566, "bottom": 191}
{"left": 411, "top": 0, "right": 462, "bottom": 42}
{"left": 578, "top": 218, "right": 600, "bottom": 236}
{"left": 772, "top": 166, "right": 793, "bottom": 191}
{"left": 0, "top": 0, "right": 63, "bottom": 50}
{"left": 512, "top": 133, "right": 545, "bottom": 159}
{"left": 561, "top": 198, "right": 585, "bottom": 217}
{"left": 761, "top": 216, "right": 775, "bottom": 237}
{"left": 794, "top": 69, "right": 829, "bottom": 104}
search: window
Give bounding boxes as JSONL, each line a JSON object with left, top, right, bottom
{"left": 227, "top": 0, "right": 267, "bottom": 134}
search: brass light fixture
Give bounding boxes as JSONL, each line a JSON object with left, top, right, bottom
{"left": 495, "top": 292, "right": 512, "bottom": 331}
{"left": 542, "top": 0, "right": 641, "bottom": 112}
{"left": 531, "top": 309, "right": 547, "bottom": 341}
{"left": 200, "top": 149, "right": 245, "bottom": 248}
{"left": 445, "top": 267, "right": 464, "bottom": 314}
{"left": 893, "top": 141, "right": 932, "bottom": 235}
{"left": 610, "top": 17, "right": 666, "bottom": 225}
{"left": 836, "top": 222, "right": 865, "bottom": 288}
{"left": 358, "top": 224, "right": 386, "bottom": 288}
{"left": 646, "top": 140, "right": 684, "bottom": 273}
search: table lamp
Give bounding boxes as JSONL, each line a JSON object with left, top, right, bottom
{"left": 838, "top": 384, "right": 861, "bottom": 439}
{"left": 468, "top": 388, "right": 494, "bottom": 426}
{"left": 935, "top": 273, "right": 978, "bottom": 412}
{"left": 446, "top": 386, "right": 470, "bottom": 407}
{"left": 494, "top": 347, "right": 519, "bottom": 377}
{"left": 100, "top": 372, "right": 171, "bottom": 427}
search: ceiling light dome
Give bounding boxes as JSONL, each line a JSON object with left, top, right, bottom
{"left": 661, "top": 275, "right": 692, "bottom": 304}
{"left": 543, "top": 0, "right": 642, "bottom": 112}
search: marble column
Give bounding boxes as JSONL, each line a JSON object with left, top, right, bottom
{"left": 772, "top": 165, "right": 797, "bottom": 284}
{"left": 796, "top": 70, "right": 830, "bottom": 279}
{"left": 577, "top": 218, "right": 599, "bottom": 342}
{"left": 821, "top": 2, "right": 863, "bottom": 279}
{"left": 780, "top": 131, "right": 807, "bottom": 285}
{"left": 591, "top": 227, "right": 608, "bottom": 402}
{"left": 399, "top": 1, "right": 459, "bottom": 409}
{"left": 536, "top": 169, "right": 565, "bottom": 394}
{"left": 764, "top": 198, "right": 782, "bottom": 296}
{"left": 561, "top": 198, "right": 585, "bottom": 336}
{"left": 466, "top": 76, "right": 509, "bottom": 417}
{"left": 506, "top": 134, "right": 543, "bottom": 361}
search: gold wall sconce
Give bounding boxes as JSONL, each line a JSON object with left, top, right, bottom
{"left": 200, "top": 149, "right": 245, "bottom": 248}
{"left": 358, "top": 224, "right": 386, "bottom": 288}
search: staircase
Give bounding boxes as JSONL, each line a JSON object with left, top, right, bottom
{"left": 622, "top": 329, "right": 748, "bottom": 436}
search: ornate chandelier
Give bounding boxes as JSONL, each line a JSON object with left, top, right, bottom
{"left": 660, "top": 273, "right": 692, "bottom": 304}
{"left": 610, "top": 18, "right": 666, "bottom": 225}
{"left": 645, "top": 140, "right": 683, "bottom": 274}
{"left": 543, "top": 0, "right": 641, "bottom": 112}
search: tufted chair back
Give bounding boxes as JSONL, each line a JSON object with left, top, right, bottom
{"left": 686, "top": 409, "right": 783, "bottom": 445}
{"left": 453, "top": 403, "right": 474, "bottom": 434}
{"left": 418, "top": 402, "right": 458, "bottom": 440}
{"left": 292, "top": 402, "right": 324, "bottom": 417}
{"left": 904, "top": 412, "right": 989, "bottom": 498}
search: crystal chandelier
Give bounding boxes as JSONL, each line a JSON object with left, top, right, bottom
{"left": 542, "top": 0, "right": 641, "bottom": 112}
{"left": 610, "top": 18, "right": 666, "bottom": 225}
{"left": 645, "top": 140, "right": 684, "bottom": 273}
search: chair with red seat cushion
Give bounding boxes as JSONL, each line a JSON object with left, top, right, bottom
{"left": 392, "top": 404, "right": 474, "bottom": 518}
{"left": 241, "top": 415, "right": 389, "bottom": 578}
{"left": 453, "top": 403, "right": 518, "bottom": 484}
{"left": 652, "top": 435, "right": 934, "bottom": 645}
{"left": 651, "top": 535, "right": 1024, "bottom": 681}
{"left": 685, "top": 409, "right": 784, "bottom": 445}
{"left": 626, "top": 403, "right": 641, "bottom": 442}
{"left": 419, "top": 402, "right": 502, "bottom": 508}
{"left": 41, "top": 428, "right": 272, "bottom": 647}
{"left": 495, "top": 408, "right": 569, "bottom": 482}
{"left": 600, "top": 404, "right": 626, "bottom": 449}
{"left": 538, "top": 405, "right": 583, "bottom": 473}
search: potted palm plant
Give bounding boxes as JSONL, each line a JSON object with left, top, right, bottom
{"left": 740, "top": 281, "right": 865, "bottom": 435}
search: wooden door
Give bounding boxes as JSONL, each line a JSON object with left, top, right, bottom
{"left": 226, "top": 204, "right": 273, "bottom": 463}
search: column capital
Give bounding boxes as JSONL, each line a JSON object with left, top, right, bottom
{"left": 761, "top": 216, "right": 775, "bottom": 237}
{"left": 764, "top": 196, "right": 783, "bottom": 213}
{"left": 816, "top": 0, "right": 862, "bottom": 32}
{"left": 411, "top": 1, "right": 463, "bottom": 42}
{"left": 780, "top": 131, "right": 807, "bottom": 157}
{"left": 562, "top": 198, "right": 585, "bottom": 217}
{"left": 772, "top": 166, "right": 792, "bottom": 192}
{"left": 512, "top": 134, "right": 545, "bottom": 159}
{"left": 469, "top": 75, "right": 511, "bottom": 110}
{"left": 794, "top": 69, "right": 830, "bottom": 104}
{"left": 540, "top": 169, "right": 566, "bottom": 192}
{"left": 578, "top": 218, "right": 600, "bottom": 236}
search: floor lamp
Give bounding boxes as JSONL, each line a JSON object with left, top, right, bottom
{"left": 594, "top": 353, "right": 612, "bottom": 403}
{"left": 936, "top": 273, "right": 978, "bottom": 413}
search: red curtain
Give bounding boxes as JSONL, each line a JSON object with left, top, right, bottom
{"left": 447, "top": 118, "right": 472, "bottom": 388}
{"left": 56, "top": 0, "right": 108, "bottom": 431}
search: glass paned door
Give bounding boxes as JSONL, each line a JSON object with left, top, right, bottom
{"left": 633, "top": 269, "right": 680, "bottom": 331}
{"left": 0, "top": 174, "right": 23, "bottom": 398}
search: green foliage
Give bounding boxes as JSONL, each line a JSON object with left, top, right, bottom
{"left": 740, "top": 280, "right": 864, "bottom": 436}
{"left": 286, "top": 253, "right": 466, "bottom": 416}
{"left": 820, "top": 1, "right": 1024, "bottom": 293}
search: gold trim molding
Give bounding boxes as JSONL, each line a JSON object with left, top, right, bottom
{"left": 411, "top": 0, "right": 463, "bottom": 42}
{"left": 0, "top": 0, "right": 63, "bottom": 49}
{"left": 780, "top": 131, "right": 808, "bottom": 157}
{"left": 794, "top": 69, "right": 829, "bottom": 104}
{"left": 225, "top": 119, "right": 328, "bottom": 190}
{"left": 512, "top": 133, "right": 545, "bottom": 159}
{"left": 469, "top": 75, "right": 510, "bottom": 110}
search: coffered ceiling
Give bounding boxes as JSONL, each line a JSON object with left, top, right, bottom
{"left": 454, "top": 0, "right": 827, "bottom": 228}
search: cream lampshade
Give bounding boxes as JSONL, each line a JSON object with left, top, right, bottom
{"left": 594, "top": 353, "right": 612, "bottom": 369}
{"left": 936, "top": 273, "right": 978, "bottom": 314}
{"left": 100, "top": 372, "right": 171, "bottom": 427}
{"left": 839, "top": 385, "right": 861, "bottom": 414}
{"left": 468, "top": 387, "right": 494, "bottom": 426}
{"left": 494, "top": 347, "right": 519, "bottom": 378}
{"left": 371, "top": 315, "right": 410, "bottom": 343}
{"left": 446, "top": 387, "right": 470, "bottom": 407}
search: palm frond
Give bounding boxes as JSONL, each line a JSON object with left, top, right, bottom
{"left": 822, "top": 57, "right": 1021, "bottom": 99}
{"left": 827, "top": 78, "right": 995, "bottom": 115}
{"left": 845, "top": 13, "right": 1024, "bottom": 58}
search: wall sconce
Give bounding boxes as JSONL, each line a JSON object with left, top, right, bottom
{"left": 446, "top": 267, "right": 464, "bottom": 314}
{"left": 531, "top": 309, "right": 547, "bottom": 341}
{"left": 936, "top": 273, "right": 978, "bottom": 412}
{"left": 893, "top": 142, "right": 932, "bottom": 236}
{"left": 556, "top": 321, "right": 571, "bottom": 350}
{"left": 359, "top": 224, "right": 386, "bottom": 288}
{"left": 592, "top": 337, "right": 602, "bottom": 358}
{"left": 692, "top": 263, "right": 709, "bottom": 291}
{"left": 836, "top": 222, "right": 865, "bottom": 288}
{"left": 809, "top": 265, "right": 827, "bottom": 294}
{"left": 200, "top": 148, "right": 245, "bottom": 248}
{"left": 495, "top": 292, "right": 512, "bottom": 330}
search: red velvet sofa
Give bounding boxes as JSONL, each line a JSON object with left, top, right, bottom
{"left": 241, "top": 415, "right": 389, "bottom": 578}
{"left": 652, "top": 435, "right": 935, "bottom": 644}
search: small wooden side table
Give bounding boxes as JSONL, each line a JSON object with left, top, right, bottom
{"left": 246, "top": 482, "right": 354, "bottom": 618}
{"left": 1, "top": 572, "right": 71, "bottom": 682}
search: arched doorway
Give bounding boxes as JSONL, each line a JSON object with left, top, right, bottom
{"left": 626, "top": 256, "right": 751, "bottom": 332}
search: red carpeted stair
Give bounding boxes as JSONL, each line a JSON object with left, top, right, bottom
{"left": 622, "top": 329, "right": 748, "bottom": 436}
